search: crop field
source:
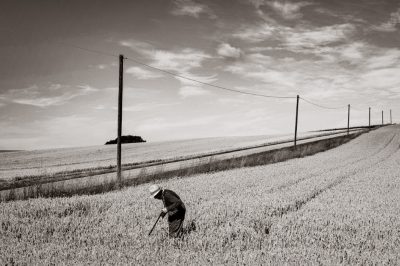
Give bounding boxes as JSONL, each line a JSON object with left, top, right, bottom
{"left": 1, "top": 125, "right": 399, "bottom": 264}
{"left": 0, "top": 130, "right": 348, "bottom": 181}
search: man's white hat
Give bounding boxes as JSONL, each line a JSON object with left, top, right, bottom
{"left": 149, "top": 184, "right": 162, "bottom": 198}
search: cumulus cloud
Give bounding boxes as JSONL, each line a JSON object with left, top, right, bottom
{"left": 0, "top": 84, "right": 99, "bottom": 107}
{"left": 120, "top": 40, "right": 211, "bottom": 73}
{"left": 119, "top": 39, "right": 216, "bottom": 98}
{"left": 126, "top": 66, "right": 163, "bottom": 79}
{"left": 171, "top": 0, "right": 215, "bottom": 18}
{"left": 151, "top": 48, "right": 211, "bottom": 73}
{"left": 224, "top": 37, "right": 400, "bottom": 104}
{"left": 217, "top": 43, "right": 242, "bottom": 59}
{"left": 372, "top": 8, "right": 400, "bottom": 32}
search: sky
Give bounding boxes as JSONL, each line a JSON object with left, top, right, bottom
{"left": 0, "top": 0, "right": 399, "bottom": 150}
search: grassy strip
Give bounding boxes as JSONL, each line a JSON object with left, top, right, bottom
{"left": 312, "top": 125, "right": 386, "bottom": 132}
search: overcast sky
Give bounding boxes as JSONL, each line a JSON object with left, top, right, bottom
{"left": 0, "top": 0, "right": 399, "bottom": 150}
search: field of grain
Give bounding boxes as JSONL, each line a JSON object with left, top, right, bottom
{"left": 1, "top": 125, "right": 399, "bottom": 265}
{"left": 0, "top": 130, "right": 347, "bottom": 180}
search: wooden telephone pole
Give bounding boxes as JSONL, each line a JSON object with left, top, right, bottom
{"left": 347, "top": 104, "right": 350, "bottom": 135}
{"left": 369, "top": 107, "right": 371, "bottom": 128}
{"left": 294, "top": 95, "right": 299, "bottom": 147}
{"left": 117, "top": 54, "right": 124, "bottom": 188}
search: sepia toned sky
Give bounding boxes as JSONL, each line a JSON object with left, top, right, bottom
{"left": 0, "top": 0, "right": 399, "bottom": 150}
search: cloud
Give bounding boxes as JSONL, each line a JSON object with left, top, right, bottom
{"left": 266, "top": 1, "right": 311, "bottom": 20}
{"left": 171, "top": 0, "right": 215, "bottom": 18}
{"left": 96, "top": 64, "right": 107, "bottom": 70}
{"left": 338, "top": 42, "right": 365, "bottom": 63}
{"left": 222, "top": 49, "right": 368, "bottom": 101}
{"left": 247, "top": 0, "right": 265, "bottom": 9}
{"left": 77, "top": 85, "right": 99, "bottom": 94}
{"left": 233, "top": 22, "right": 355, "bottom": 49}
{"left": 120, "top": 40, "right": 211, "bottom": 73}
{"left": 120, "top": 39, "right": 215, "bottom": 97}
{"left": 313, "top": 7, "right": 367, "bottom": 24}
{"left": 360, "top": 68, "right": 400, "bottom": 91}
{"left": 233, "top": 23, "right": 276, "bottom": 42}
{"left": 363, "top": 49, "right": 400, "bottom": 70}
{"left": 175, "top": 73, "right": 217, "bottom": 86}
{"left": 119, "top": 40, "right": 154, "bottom": 55}
{"left": 282, "top": 24, "right": 355, "bottom": 50}
{"left": 175, "top": 73, "right": 216, "bottom": 98}
{"left": 0, "top": 84, "right": 99, "bottom": 107}
{"left": 126, "top": 66, "right": 163, "bottom": 79}
{"left": 372, "top": 8, "right": 400, "bottom": 32}
{"left": 151, "top": 48, "right": 211, "bottom": 73}
{"left": 217, "top": 43, "right": 242, "bottom": 59}
{"left": 246, "top": 0, "right": 311, "bottom": 19}
{"left": 178, "top": 86, "right": 211, "bottom": 98}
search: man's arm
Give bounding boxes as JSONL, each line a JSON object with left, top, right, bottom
{"left": 164, "top": 190, "right": 184, "bottom": 213}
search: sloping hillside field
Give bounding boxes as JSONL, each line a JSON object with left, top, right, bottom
{"left": 1, "top": 126, "right": 399, "bottom": 264}
{"left": 0, "top": 130, "right": 352, "bottom": 181}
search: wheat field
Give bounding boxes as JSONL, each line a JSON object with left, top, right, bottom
{"left": 0, "top": 130, "right": 346, "bottom": 181}
{"left": 1, "top": 126, "right": 399, "bottom": 265}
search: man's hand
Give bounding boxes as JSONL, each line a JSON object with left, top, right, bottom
{"left": 160, "top": 208, "right": 168, "bottom": 218}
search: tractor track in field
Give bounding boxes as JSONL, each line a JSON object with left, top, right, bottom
{"left": 266, "top": 132, "right": 397, "bottom": 195}
{"left": 264, "top": 130, "right": 400, "bottom": 226}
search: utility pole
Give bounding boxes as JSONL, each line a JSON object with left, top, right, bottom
{"left": 390, "top": 109, "right": 392, "bottom": 124}
{"left": 369, "top": 107, "right": 371, "bottom": 128}
{"left": 347, "top": 104, "right": 350, "bottom": 135}
{"left": 117, "top": 54, "right": 124, "bottom": 188}
{"left": 294, "top": 95, "right": 299, "bottom": 147}
{"left": 382, "top": 110, "right": 384, "bottom": 125}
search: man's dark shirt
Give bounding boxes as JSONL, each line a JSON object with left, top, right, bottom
{"left": 162, "top": 189, "right": 186, "bottom": 221}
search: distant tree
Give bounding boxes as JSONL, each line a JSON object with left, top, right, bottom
{"left": 105, "top": 135, "right": 146, "bottom": 145}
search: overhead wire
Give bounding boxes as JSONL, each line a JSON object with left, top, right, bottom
{"left": 54, "top": 41, "right": 391, "bottom": 110}
{"left": 55, "top": 41, "right": 297, "bottom": 99}
{"left": 124, "top": 57, "right": 296, "bottom": 99}
{"left": 55, "top": 41, "right": 119, "bottom": 58}
{"left": 300, "top": 96, "right": 348, "bottom": 110}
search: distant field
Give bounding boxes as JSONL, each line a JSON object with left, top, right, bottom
{"left": 1, "top": 126, "right": 399, "bottom": 264}
{"left": 0, "top": 130, "right": 346, "bottom": 180}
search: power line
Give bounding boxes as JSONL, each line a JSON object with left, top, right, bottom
{"left": 55, "top": 41, "right": 296, "bottom": 99}
{"left": 124, "top": 57, "right": 296, "bottom": 99}
{"left": 300, "top": 96, "right": 347, "bottom": 110}
{"left": 52, "top": 42, "right": 388, "bottom": 108}
{"left": 55, "top": 41, "right": 119, "bottom": 58}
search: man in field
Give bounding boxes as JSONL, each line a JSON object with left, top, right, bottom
{"left": 149, "top": 185, "right": 186, "bottom": 238}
